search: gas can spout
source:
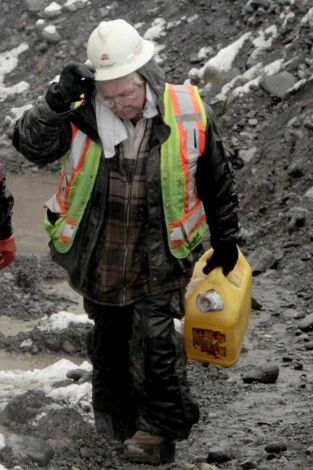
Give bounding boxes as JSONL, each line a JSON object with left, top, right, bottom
{"left": 196, "top": 289, "right": 224, "bottom": 313}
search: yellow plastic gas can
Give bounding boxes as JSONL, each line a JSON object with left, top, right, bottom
{"left": 183, "top": 247, "right": 252, "bottom": 367}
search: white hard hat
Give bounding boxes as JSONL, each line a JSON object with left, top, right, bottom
{"left": 87, "top": 19, "right": 155, "bottom": 81}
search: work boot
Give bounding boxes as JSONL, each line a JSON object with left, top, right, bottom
{"left": 123, "top": 430, "right": 176, "bottom": 465}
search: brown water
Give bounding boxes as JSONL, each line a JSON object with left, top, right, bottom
{"left": 7, "top": 172, "right": 58, "bottom": 254}
{"left": 3, "top": 172, "right": 84, "bottom": 371}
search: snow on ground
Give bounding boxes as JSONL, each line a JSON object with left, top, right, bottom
{"left": 250, "top": 25, "right": 278, "bottom": 62}
{"left": 0, "top": 308, "right": 93, "bottom": 408}
{"left": 188, "top": 32, "right": 251, "bottom": 81}
{"left": 0, "top": 358, "right": 91, "bottom": 400}
{"left": 39, "top": 310, "right": 93, "bottom": 331}
{"left": 0, "top": 44, "right": 29, "bottom": 101}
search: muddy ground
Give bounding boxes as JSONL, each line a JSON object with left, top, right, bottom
{"left": 1, "top": 0, "right": 313, "bottom": 469}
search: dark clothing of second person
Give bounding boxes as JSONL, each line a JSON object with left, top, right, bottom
{"left": 0, "top": 163, "right": 14, "bottom": 240}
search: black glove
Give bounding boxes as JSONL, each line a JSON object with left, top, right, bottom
{"left": 46, "top": 63, "right": 95, "bottom": 112}
{"left": 203, "top": 241, "right": 238, "bottom": 276}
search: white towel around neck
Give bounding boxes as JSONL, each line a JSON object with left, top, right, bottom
{"left": 95, "top": 82, "right": 158, "bottom": 159}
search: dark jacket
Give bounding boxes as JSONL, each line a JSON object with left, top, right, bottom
{"left": 13, "top": 60, "right": 239, "bottom": 299}
{"left": 0, "top": 162, "right": 14, "bottom": 240}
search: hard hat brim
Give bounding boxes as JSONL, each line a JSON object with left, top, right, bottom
{"left": 94, "top": 39, "right": 155, "bottom": 81}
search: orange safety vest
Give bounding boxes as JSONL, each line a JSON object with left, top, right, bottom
{"left": 161, "top": 83, "right": 208, "bottom": 258}
{"left": 45, "top": 83, "right": 208, "bottom": 257}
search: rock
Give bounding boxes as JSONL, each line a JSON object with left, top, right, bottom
{"left": 287, "top": 207, "right": 308, "bottom": 234}
{"left": 247, "top": 247, "right": 277, "bottom": 275}
{"left": 303, "top": 115, "right": 313, "bottom": 131}
{"left": 287, "top": 160, "right": 304, "bottom": 178}
{"left": 297, "top": 313, "right": 313, "bottom": 331}
{"left": 240, "top": 458, "right": 258, "bottom": 469}
{"left": 23, "top": 0, "right": 48, "bottom": 12}
{"left": 251, "top": 296, "right": 263, "bottom": 310}
{"left": 293, "top": 360, "right": 303, "bottom": 370}
{"left": 43, "top": 2, "right": 62, "bottom": 18}
{"left": 41, "top": 24, "right": 61, "bottom": 43}
{"left": 61, "top": 340, "right": 77, "bottom": 354}
{"left": 5, "top": 434, "right": 54, "bottom": 467}
{"left": 242, "top": 364, "right": 280, "bottom": 384}
{"left": 207, "top": 446, "right": 233, "bottom": 463}
{"left": 305, "top": 186, "right": 313, "bottom": 200}
{"left": 199, "top": 464, "right": 219, "bottom": 470}
{"left": 66, "top": 368, "right": 89, "bottom": 382}
{"left": 264, "top": 440, "right": 287, "bottom": 453}
{"left": 0, "top": 390, "right": 50, "bottom": 425}
{"left": 44, "top": 336, "right": 61, "bottom": 352}
{"left": 239, "top": 146, "right": 258, "bottom": 163}
{"left": 248, "top": 0, "right": 270, "bottom": 9}
{"left": 260, "top": 71, "right": 297, "bottom": 98}
{"left": 247, "top": 118, "right": 258, "bottom": 127}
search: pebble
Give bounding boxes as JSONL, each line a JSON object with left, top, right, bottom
{"left": 66, "top": 368, "right": 89, "bottom": 381}
{"left": 242, "top": 364, "right": 280, "bottom": 384}
{"left": 264, "top": 440, "right": 287, "bottom": 453}
{"left": 240, "top": 458, "right": 257, "bottom": 469}
{"left": 297, "top": 313, "right": 313, "bottom": 331}
{"left": 207, "top": 446, "right": 233, "bottom": 463}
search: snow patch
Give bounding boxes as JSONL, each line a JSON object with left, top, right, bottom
{"left": 9, "top": 103, "right": 33, "bottom": 121}
{"left": 205, "top": 32, "right": 251, "bottom": 72}
{"left": 189, "top": 32, "right": 251, "bottom": 81}
{"left": 44, "top": 25, "right": 57, "bottom": 34}
{"left": 301, "top": 7, "right": 313, "bottom": 26}
{"left": 144, "top": 18, "right": 167, "bottom": 41}
{"left": 0, "top": 43, "right": 29, "bottom": 101}
{"left": 232, "top": 59, "right": 284, "bottom": 96}
{"left": 250, "top": 25, "right": 278, "bottom": 61}
{"left": 0, "top": 435, "right": 6, "bottom": 451}
{"left": 45, "top": 2, "right": 62, "bottom": 13}
{"left": 48, "top": 381, "right": 92, "bottom": 405}
{"left": 39, "top": 311, "right": 93, "bottom": 330}
{"left": 0, "top": 359, "right": 91, "bottom": 398}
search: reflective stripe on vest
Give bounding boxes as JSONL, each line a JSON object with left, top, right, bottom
{"left": 161, "top": 83, "right": 208, "bottom": 258}
{"left": 44, "top": 125, "right": 102, "bottom": 253}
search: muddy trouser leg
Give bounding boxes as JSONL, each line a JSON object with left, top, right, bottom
{"left": 134, "top": 289, "right": 199, "bottom": 440}
{"left": 84, "top": 299, "right": 139, "bottom": 441}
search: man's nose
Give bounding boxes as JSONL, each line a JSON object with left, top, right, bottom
{"left": 114, "top": 99, "right": 124, "bottom": 111}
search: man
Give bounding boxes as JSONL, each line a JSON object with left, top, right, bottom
{"left": 13, "top": 19, "right": 239, "bottom": 465}
{"left": 0, "top": 162, "right": 16, "bottom": 270}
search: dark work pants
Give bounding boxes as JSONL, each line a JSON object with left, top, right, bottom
{"left": 85, "top": 290, "right": 199, "bottom": 441}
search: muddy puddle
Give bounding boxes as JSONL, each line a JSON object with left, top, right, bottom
{"left": 0, "top": 350, "right": 84, "bottom": 371}
{"left": 2, "top": 172, "right": 87, "bottom": 371}
{"left": 7, "top": 172, "right": 58, "bottom": 254}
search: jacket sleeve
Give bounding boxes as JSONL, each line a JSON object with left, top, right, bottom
{"left": 0, "top": 163, "right": 14, "bottom": 239}
{"left": 12, "top": 95, "right": 73, "bottom": 166}
{"left": 195, "top": 104, "right": 239, "bottom": 247}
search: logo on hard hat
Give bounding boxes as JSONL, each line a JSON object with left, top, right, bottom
{"left": 99, "top": 53, "right": 115, "bottom": 68}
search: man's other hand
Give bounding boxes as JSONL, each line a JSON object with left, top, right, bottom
{"left": 203, "top": 242, "right": 238, "bottom": 276}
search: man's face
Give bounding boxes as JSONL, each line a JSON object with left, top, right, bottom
{"left": 96, "top": 75, "right": 146, "bottom": 120}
